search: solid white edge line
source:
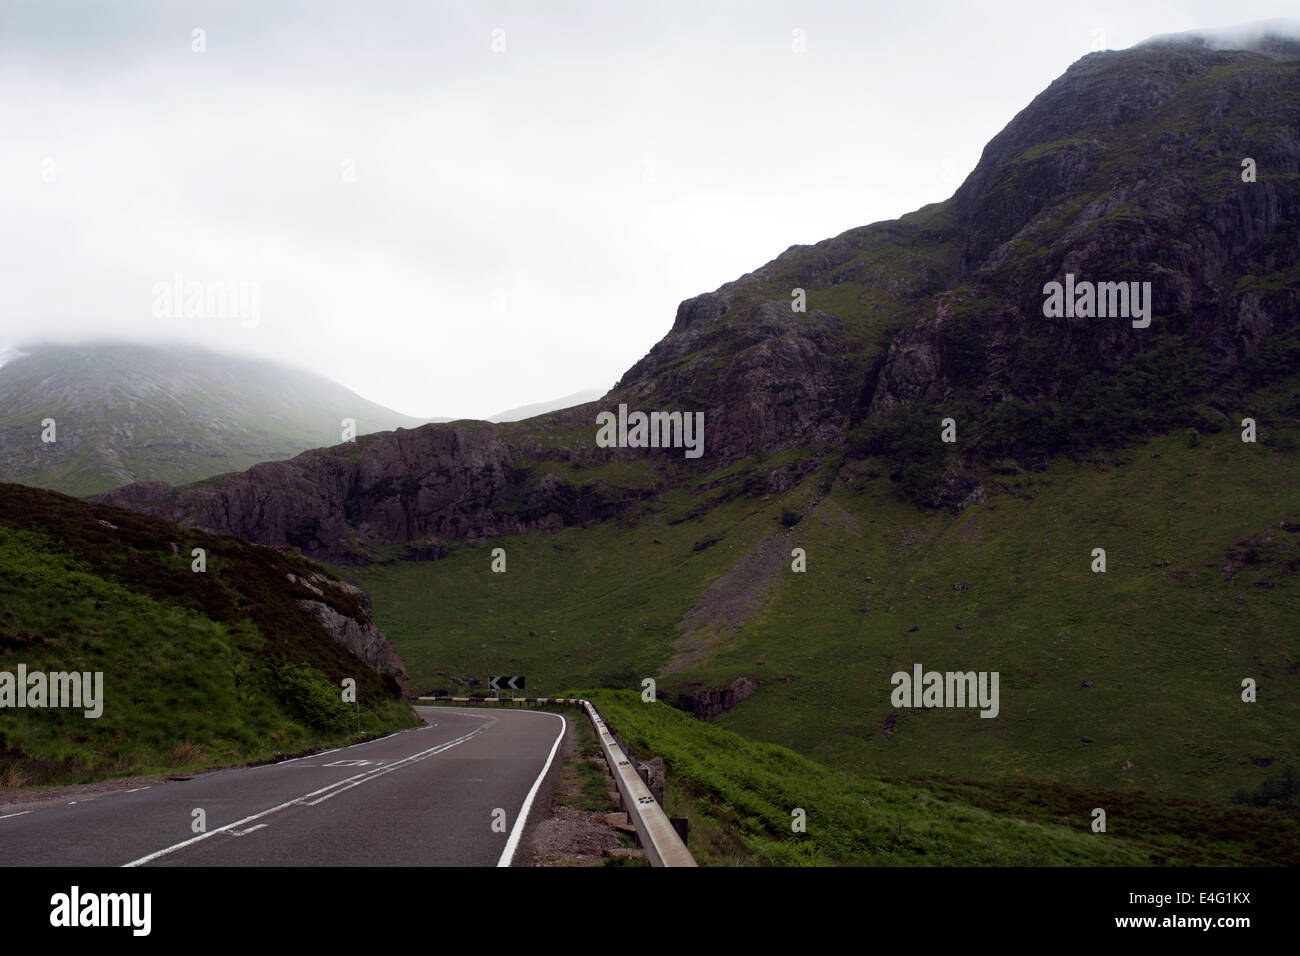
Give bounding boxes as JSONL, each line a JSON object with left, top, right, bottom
{"left": 121, "top": 724, "right": 489, "bottom": 867}
{"left": 496, "top": 711, "right": 566, "bottom": 868}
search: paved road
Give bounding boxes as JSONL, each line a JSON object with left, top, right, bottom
{"left": 0, "top": 706, "right": 565, "bottom": 867}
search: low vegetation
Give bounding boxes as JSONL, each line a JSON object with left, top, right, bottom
{"left": 0, "top": 484, "right": 415, "bottom": 787}
{"left": 578, "top": 690, "right": 1299, "bottom": 866}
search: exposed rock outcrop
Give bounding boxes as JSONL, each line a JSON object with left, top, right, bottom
{"left": 290, "top": 573, "right": 409, "bottom": 694}
{"left": 96, "top": 421, "right": 652, "bottom": 563}
{"left": 677, "top": 677, "right": 760, "bottom": 720}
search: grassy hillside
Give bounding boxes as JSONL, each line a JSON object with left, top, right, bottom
{"left": 0, "top": 484, "right": 416, "bottom": 787}
{"left": 574, "top": 690, "right": 1299, "bottom": 866}
{"left": 346, "top": 374, "right": 1300, "bottom": 814}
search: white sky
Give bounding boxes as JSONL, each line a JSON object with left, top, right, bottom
{"left": 0, "top": 1, "right": 1293, "bottom": 419}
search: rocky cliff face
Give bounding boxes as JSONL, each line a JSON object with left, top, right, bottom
{"left": 867, "top": 39, "right": 1300, "bottom": 417}
{"left": 96, "top": 31, "right": 1300, "bottom": 553}
{"left": 615, "top": 295, "right": 858, "bottom": 461}
{"left": 97, "top": 415, "right": 657, "bottom": 562}
{"left": 290, "top": 573, "right": 409, "bottom": 694}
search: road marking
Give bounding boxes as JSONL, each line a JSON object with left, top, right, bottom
{"left": 0, "top": 811, "right": 32, "bottom": 820}
{"left": 229, "top": 824, "right": 268, "bottom": 836}
{"left": 278, "top": 747, "right": 340, "bottom": 766}
{"left": 124, "top": 787, "right": 151, "bottom": 793}
{"left": 122, "top": 723, "right": 491, "bottom": 867}
{"left": 294, "top": 738, "right": 468, "bottom": 806}
{"left": 497, "top": 710, "right": 567, "bottom": 868}
{"left": 322, "top": 759, "right": 376, "bottom": 768}
{"left": 344, "top": 723, "right": 427, "bottom": 749}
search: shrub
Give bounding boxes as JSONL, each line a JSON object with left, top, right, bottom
{"left": 167, "top": 740, "right": 204, "bottom": 766}
{"left": 1232, "top": 766, "right": 1300, "bottom": 813}
{"left": 1193, "top": 405, "right": 1227, "bottom": 434}
{"left": 817, "top": 456, "right": 843, "bottom": 492}
{"left": 857, "top": 403, "right": 950, "bottom": 504}
{"left": 272, "top": 660, "right": 352, "bottom": 730}
{"left": 980, "top": 398, "right": 1066, "bottom": 462}
{"left": 843, "top": 424, "right": 873, "bottom": 461}
{"left": 596, "top": 666, "right": 640, "bottom": 690}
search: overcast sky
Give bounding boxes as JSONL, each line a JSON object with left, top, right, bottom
{"left": 0, "top": 1, "right": 1293, "bottom": 419}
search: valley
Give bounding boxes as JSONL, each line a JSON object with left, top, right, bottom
{"left": 3, "top": 25, "right": 1298, "bottom": 872}
{"left": 344, "top": 376, "right": 1299, "bottom": 807}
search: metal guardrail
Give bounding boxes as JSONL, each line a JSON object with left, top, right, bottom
{"left": 416, "top": 696, "right": 697, "bottom": 867}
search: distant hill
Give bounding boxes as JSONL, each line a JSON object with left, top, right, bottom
{"left": 488, "top": 388, "right": 606, "bottom": 422}
{"left": 0, "top": 343, "right": 442, "bottom": 497}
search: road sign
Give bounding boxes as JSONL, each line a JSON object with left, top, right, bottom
{"left": 488, "top": 676, "right": 524, "bottom": 691}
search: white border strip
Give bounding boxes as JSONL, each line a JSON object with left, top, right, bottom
{"left": 496, "top": 710, "right": 566, "bottom": 868}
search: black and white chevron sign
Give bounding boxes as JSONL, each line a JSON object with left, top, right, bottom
{"left": 488, "top": 676, "right": 525, "bottom": 691}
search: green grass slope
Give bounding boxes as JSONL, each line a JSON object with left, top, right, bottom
{"left": 574, "top": 690, "right": 1298, "bottom": 866}
{"left": 0, "top": 484, "right": 416, "bottom": 787}
{"left": 346, "top": 375, "right": 1299, "bottom": 823}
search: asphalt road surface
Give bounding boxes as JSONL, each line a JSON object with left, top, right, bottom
{"left": 0, "top": 706, "right": 565, "bottom": 867}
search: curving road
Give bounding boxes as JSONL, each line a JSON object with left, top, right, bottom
{"left": 0, "top": 706, "right": 565, "bottom": 867}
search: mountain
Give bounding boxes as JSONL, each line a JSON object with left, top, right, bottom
{"left": 92, "top": 30, "right": 1299, "bottom": 809}
{"left": 0, "top": 482, "right": 414, "bottom": 787}
{"left": 98, "top": 32, "right": 1300, "bottom": 557}
{"left": 488, "top": 388, "right": 607, "bottom": 423}
{"left": 0, "top": 343, "right": 443, "bottom": 497}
